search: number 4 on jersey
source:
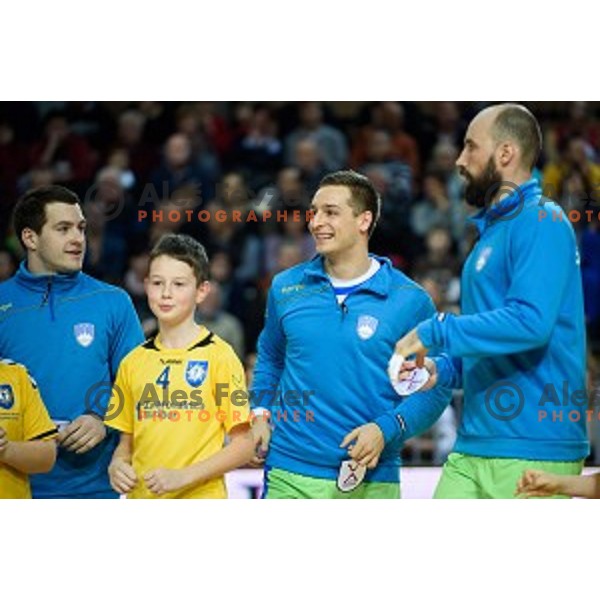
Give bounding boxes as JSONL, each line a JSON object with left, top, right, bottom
{"left": 156, "top": 366, "right": 171, "bottom": 389}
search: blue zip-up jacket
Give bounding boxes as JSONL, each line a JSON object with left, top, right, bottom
{"left": 417, "top": 179, "right": 589, "bottom": 461}
{"left": 251, "top": 254, "right": 452, "bottom": 483}
{"left": 0, "top": 262, "right": 144, "bottom": 498}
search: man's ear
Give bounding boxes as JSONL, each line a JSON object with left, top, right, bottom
{"left": 21, "top": 228, "right": 38, "bottom": 251}
{"left": 359, "top": 211, "right": 373, "bottom": 235}
{"left": 498, "top": 141, "right": 517, "bottom": 168}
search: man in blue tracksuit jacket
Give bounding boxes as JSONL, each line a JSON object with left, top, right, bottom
{"left": 250, "top": 170, "right": 452, "bottom": 498}
{"left": 0, "top": 185, "right": 144, "bottom": 498}
{"left": 392, "top": 104, "right": 589, "bottom": 498}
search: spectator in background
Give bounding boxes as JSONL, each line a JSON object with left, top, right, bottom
{"left": 256, "top": 167, "right": 310, "bottom": 221}
{"left": 196, "top": 279, "right": 245, "bottom": 359}
{"left": 411, "top": 170, "right": 466, "bottom": 247}
{"left": 123, "top": 249, "right": 154, "bottom": 327}
{"left": 359, "top": 129, "right": 412, "bottom": 207}
{"left": 412, "top": 226, "right": 461, "bottom": 307}
{"left": 136, "top": 102, "right": 174, "bottom": 145}
{"left": 112, "top": 109, "right": 158, "bottom": 187}
{"left": 0, "top": 248, "right": 18, "bottom": 282}
{"left": 151, "top": 133, "right": 216, "bottom": 203}
{"left": 28, "top": 111, "right": 97, "bottom": 193}
{"left": 543, "top": 136, "right": 600, "bottom": 201}
{"left": 351, "top": 102, "right": 420, "bottom": 178}
{"left": 64, "top": 102, "right": 115, "bottom": 154}
{"left": 284, "top": 102, "right": 348, "bottom": 171}
{"left": 263, "top": 214, "right": 315, "bottom": 276}
{"left": 217, "top": 171, "right": 253, "bottom": 215}
{"left": 553, "top": 101, "right": 600, "bottom": 152}
{"left": 175, "top": 103, "right": 221, "bottom": 189}
{"left": 428, "top": 140, "right": 466, "bottom": 206}
{"left": 419, "top": 101, "right": 465, "bottom": 164}
{"left": 83, "top": 166, "right": 136, "bottom": 283}
{"left": 209, "top": 250, "right": 235, "bottom": 311}
{"left": 0, "top": 120, "right": 30, "bottom": 234}
{"left": 203, "top": 200, "right": 262, "bottom": 285}
{"left": 233, "top": 105, "right": 282, "bottom": 191}
{"left": 291, "top": 138, "right": 328, "bottom": 196}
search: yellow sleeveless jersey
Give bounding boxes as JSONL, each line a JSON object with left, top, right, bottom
{"left": 0, "top": 360, "right": 57, "bottom": 499}
{"left": 108, "top": 328, "right": 250, "bottom": 499}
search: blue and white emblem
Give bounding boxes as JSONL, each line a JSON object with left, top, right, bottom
{"left": 475, "top": 246, "right": 493, "bottom": 272}
{"left": 0, "top": 384, "right": 15, "bottom": 410}
{"left": 185, "top": 360, "right": 208, "bottom": 387}
{"left": 74, "top": 323, "right": 95, "bottom": 347}
{"left": 356, "top": 315, "right": 379, "bottom": 340}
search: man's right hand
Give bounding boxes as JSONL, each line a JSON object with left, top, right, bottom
{"left": 108, "top": 458, "right": 138, "bottom": 494}
{"left": 249, "top": 416, "right": 271, "bottom": 467}
{"left": 398, "top": 357, "right": 438, "bottom": 391}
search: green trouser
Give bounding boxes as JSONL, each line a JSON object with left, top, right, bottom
{"left": 434, "top": 452, "right": 584, "bottom": 499}
{"left": 264, "top": 467, "right": 400, "bottom": 499}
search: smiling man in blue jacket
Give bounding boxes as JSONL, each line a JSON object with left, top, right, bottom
{"left": 0, "top": 185, "right": 144, "bottom": 498}
{"left": 392, "top": 104, "right": 589, "bottom": 498}
{"left": 250, "top": 170, "right": 452, "bottom": 499}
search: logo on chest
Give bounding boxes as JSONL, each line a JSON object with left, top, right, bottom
{"left": 74, "top": 323, "right": 95, "bottom": 347}
{"left": 185, "top": 360, "right": 208, "bottom": 387}
{"left": 356, "top": 315, "right": 379, "bottom": 340}
{"left": 0, "top": 384, "right": 15, "bottom": 410}
{"left": 475, "top": 246, "right": 493, "bottom": 272}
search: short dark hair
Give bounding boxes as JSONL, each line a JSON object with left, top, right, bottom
{"left": 491, "top": 104, "right": 542, "bottom": 171}
{"left": 13, "top": 185, "right": 81, "bottom": 249}
{"left": 318, "top": 170, "right": 381, "bottom": 236}
{"left": 149, "top": 234, "right": 209, "bottom": 284}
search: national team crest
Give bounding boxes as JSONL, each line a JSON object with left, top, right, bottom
{"left": 475, "top": 246, "right": 493, "bottom": 272}
{"left": 0, "top": 384, "right": 15, "bottom": 410}
{"left": 356, "top": 315, "right": 378, "bottom": 340}
{"left": 185, "top": 360, "right": 208, "bottom": 387}
{"left": 74, "top": 323, "right": 95, "bottom": 347}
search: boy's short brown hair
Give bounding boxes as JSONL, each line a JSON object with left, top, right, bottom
{"left": 149, "top": 234, "right": 209, "bottom": 284}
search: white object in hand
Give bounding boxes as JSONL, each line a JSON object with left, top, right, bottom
{"left": 387, "top": 353, "right": 430, "bottom": 396}
{"left": 337, "top": 460, "right": 367, "bottom": 492}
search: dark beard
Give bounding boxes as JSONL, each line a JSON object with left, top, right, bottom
{"left": 462, "top": 157, "right": 503, "bottom": 208}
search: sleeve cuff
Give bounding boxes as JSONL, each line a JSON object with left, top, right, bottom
{"left": 373, "top": 413, "right": 403, "bottom": 445}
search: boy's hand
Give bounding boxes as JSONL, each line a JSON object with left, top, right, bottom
{"left": 249, "top": 415, "right": 271, "bottom": 467}
{"left": 144, "top": 467, "right": 190, "bottom": 495}
{"left": 109, "top": 458, "right": 138, "bottom": 494}
{"left": 516, "top": 469, "right": 562, "bottom": 497}
{"left": 59, "top": 414, "right": 106, "bottom": 454}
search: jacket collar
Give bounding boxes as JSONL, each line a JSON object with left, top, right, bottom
{"left": 469, "top": 178, "right": 542, "bottom": 235}
{"left": 15, "top": 260, "right": 82, "bottom": 292}
{"left": 303, "top": 253, "right": 392, "bottom": 297}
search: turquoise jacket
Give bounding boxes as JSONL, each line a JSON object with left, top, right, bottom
{"left": 418, "top": 179, "right": 589, "bottom": 461}
{"left": 0, "top": 262, "right": 144, "bottom": 498}
{"left": 251, "top": 254, "right": 452, "bottom": 482}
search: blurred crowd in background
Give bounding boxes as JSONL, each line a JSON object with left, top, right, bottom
{"left": 1, "top": 101, "right": 599, "bottom": 465}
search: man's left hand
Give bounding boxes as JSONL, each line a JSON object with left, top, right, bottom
{"left": 59, "top": 414, "right": 106, "bottom": 454}
{"left": 340, "top": 423, "right": 384, "bottom": 469}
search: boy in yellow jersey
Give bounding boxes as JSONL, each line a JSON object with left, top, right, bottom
{"left": 106, "top": 234, "right": 255, "bottom": 499}
{"left": 1, "top": 359, "right": 57, "bottom": 499}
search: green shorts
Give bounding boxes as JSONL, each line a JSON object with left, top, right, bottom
{"left": 434, "top": 452, "right": 584, "bottom": 499}
{"left": 263, "top": 467, "right": 400, "bottom": 499}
